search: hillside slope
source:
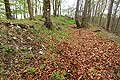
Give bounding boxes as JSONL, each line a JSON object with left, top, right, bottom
{"left": 0, "top": 17, "right": 120, "bottom": 80}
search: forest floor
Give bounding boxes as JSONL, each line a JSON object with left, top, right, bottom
{"left": 0, "top": 16, "right": 120, "bottom": 80}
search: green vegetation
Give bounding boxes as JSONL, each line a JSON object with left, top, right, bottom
{"left": 62, "top": 70, "right": 69, "bottom": 77}
{"left": 20, "top": 48, "right": 29, "bottom": 52}
{"left": 117, "top": 67, "right": 120, "bottom": 78}
{"left": 50, "top": 71, "right": 63, "bottom": 80}
{"left": 22, "top": 53, "right": 31, "bottom": 63}
{"left": 39, "top": 64, "right": 46, "bottom": 70}
{"left": 51, "top": 16, "right": 75, "bottom": 25}
{"left": 27, "top": 67, "right": 36, "bottom": 75}
{"left": 0, "top": 44, "right": 14, "bottom": 55}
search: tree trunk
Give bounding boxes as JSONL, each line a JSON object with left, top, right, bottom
{"left": 106, "top": 0, "right": 114, "bottom": 31}
{"left": 35, "top": 0, "right": 38, "bottom": 16}
{"left": 24, "top": 0, "right": 26, "bottom": 18}
{"left": 114, "top": 15, "right": 120, "bottom": 32}
{"left": 81, "top": 0, "right": 88, "bottom": 27}
{"left": 43, "top": 0, "right": 45, "bottom": 17}
{"left": 44, "top": 0, "right": 53, "bottom": 29}
{"left": 52, "top": 0, "right": 55, "bottom": 15}
{"left": 98, "top": 0, "right": 107, "bottom": 26}
{"left": 75, "top": 0, "right": 80, "bottom": 28}
{"left": 27, "top": 0, "right": 34, "bottom": 20}
{"left": 87, "top": 0, "right": 91, "bottom": 21}
{"left": 59, "top": 0, "right": 62, "bottom": 15}
{"left": 93, "top": 0, "right": 100, "bottom": 22}
{"left": 54, "top": 0, "right": 58, "bottom": 16}
{"left": 4, "top": 0, "right": 12, "bottom": 19}
{"left": 111, "top": 0, "right": 120, "bottom": 32}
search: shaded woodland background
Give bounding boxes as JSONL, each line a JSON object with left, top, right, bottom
{"left": 0, "top": 0, "right": 120, "bottom": 34}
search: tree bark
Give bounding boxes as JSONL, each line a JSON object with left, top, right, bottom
{"left": 88, "top": 0, "right": 91, "bottom": 21}
{"left": 75, "top": 0, "right": 80, "bottom": 28}
{"left": 111, "top": 0, "right": 120, "bottom": 32}
{"left": 81, "top": 0, "right": 88, "bottom": 27}
{"left": 27, "top": 0, "right": 34, "bottom": 20}
{"left": 106, "top": 0, "right": 114, "bottom": 31}
{"left": 35, "top": 0, "right": 38, "bottom": 16}
{"left": 4, "top": 0, "right": 12, "bottom": 19}
{"left": 24, "top": 0, "right": 26, "bottom": 18}
{"left": 98, "top": 0, "right": 107, "bottom": 26}
{"left": 114, "top": 15, "right": 120, "bottom": 32}
{"left": 44, "top": 0, "right": 53, "bottom": 29}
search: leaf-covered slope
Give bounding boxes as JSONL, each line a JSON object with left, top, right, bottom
{"left": 56, "top": 25, "right": 120, "bottom": 80}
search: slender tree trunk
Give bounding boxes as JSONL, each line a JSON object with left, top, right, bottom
{"left": 81, "top": 0, "right": 88, "bottom": 27}
{"left": 4, "top": 0, "right": 12, "bottom": 19}
{"left": 99, "top": 0, "right": 107, "bottom": 26}
{"left": 106, "top": 0, "right": 114, "bottom": 31}
{"left": 92, "top": 0, "right": 100, "bottom": 22}
{"left": 91, "top": 1, "right": 95, "bottom": 22}
{"left": 24, "top": 0, "right": 26, "bottom": 18}
{"left": 44, "top": 0, "right": 53, "bottom": 29}
{"left": 52, "top": 0, "right": 55, "bottom": 15}
{"left": 79, "top": 0, "right": 83, "bottom": 16}
{"left": 60, "top": 2, "right": 62, "bottom": 15}
{"left": 38, "top": 0, "right": 42, "bottom": 15}
{"left": 35, "top": 0, "right": 38, "bottom": 16}
{"left": 54, "top": 0, "right": 57, "bottom": 16}
{"left": 114, "top": 15, "right": 120, "bottom": 32}
{"left": 111, "top": 0, "right": 120, "bottom": 32}
{"left": 75, "top": 0, "right": 80, "bottom": 28}
{"left": 57, "top": 0, "right": 60, "bottom": 16}
{"left": 88, "top": 0, "right": 91, "bottom": 21}
{"left": 43, "top": 0, "right": 45, "bottom": 17}
{"left": 27, "top": 0, "right": 34, "bottom": 20}
{"left": 15, "top": 0, "right": 17, "bottom": 19}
